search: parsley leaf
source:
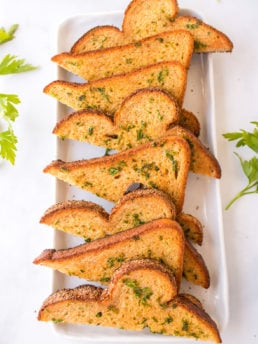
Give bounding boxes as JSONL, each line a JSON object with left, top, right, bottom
{"left": 223, "top": 122, "right": 258, "bottom": 209}
{"left": 0, "top": 24, "right": 18, "bottom": 45}
{"left": 0, "top": 24, "right": 37, "bottom": 166}
{"left": 0, "top": 93, "right": 20, "bottom": 164}
{"left": 0, "top": 54, "right": 37, "bottom": 75}
{"left": 0, "top": 127, "right": 18, "bottom": 165}
{"left": 225, "top": 153, "right": 258, "bottom": 210}
{"left": 223, "top": 121, "right": 258, "bottom": 153}
{"left": 0, "top": 93, "right": 20, "bottom": 122}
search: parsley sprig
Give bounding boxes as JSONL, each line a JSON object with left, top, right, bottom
{"left": 223, "top": 122, "right": 258, "bottom": 209}
{"left": 0, "top": 93, "right": 20, "bottom": 164}
{"left": 0, "top": 54, "right": 37, "bottom": 74}
{"left": 0, "top": 24, "right": 37, "bottom": 165}
{"left": 223, "top": 121, "right": 258, "bottom": 153}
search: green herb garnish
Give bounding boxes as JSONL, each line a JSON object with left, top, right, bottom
{"left": 108, "top": 166, "right": 121, "bottom": 175}
{"left": 0, "top": 54, "right": 37, "bottom": 75}
{"left": 194, "top": 40, "right": 207, "bottom": 50}
{"left": 166, "top": 150, "right": 179, "bottom": 178}
{"left": 52, "top": 318, "right": 63, "bottom": 323}
{"left": 96, "top": 312, "right": 102, "bottom": 318}
{"left": 0, "top": 24, "right": 38, "bottom": 166}
{"left": 0, "top": 93, "right": 20, "bottom": 164}
{"left": 107, "top": 254, "right": 125, "bottom": 268}
{"left": 123, "top": 278, "right": 153, "bottom": 305}
{"left": 132, "top": 213, "right": 145, "bottom": 226}
{"left": 182, "top": 319, "right": 189, "bottom": 331}
{"left": 223, "top": 121, "right": 258, "bottom": 153}
{"left": 88, "top": 126, "right": 94, "bottom": 136}
{"left": 225, "top": 153, "right": 258, "bottom": 210}
{"left": 223, "top": 122, "right": 258, "bottom": 209}
{"left": 0, "top": 24, "right": 18, "bottom": 45}
{"left": 157, "top": 67, "right": 169, "bottom": 85}
{"left": 186, "top": 20, "right": 201, "bottom": 30}
{"left": 96, "top": 87, "right": 111, "bottom": 103}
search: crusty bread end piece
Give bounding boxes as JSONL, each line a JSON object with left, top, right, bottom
{"left": 38, "top": 259, "right": 221, "bottom": 342}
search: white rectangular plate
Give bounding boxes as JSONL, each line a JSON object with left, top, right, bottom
{"left": 49, "top": 9, "right": 228, "bottom": 342}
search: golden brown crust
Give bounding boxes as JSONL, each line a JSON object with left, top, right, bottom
{"left": 39, "top": 285, "right": 103, "bottom": 312}
{"left": 180, "top": 293, "right": 203, "bottom": 309}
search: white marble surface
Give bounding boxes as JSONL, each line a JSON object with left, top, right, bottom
{"left": 0, "top": 0, "right": 257, "bottom": 343}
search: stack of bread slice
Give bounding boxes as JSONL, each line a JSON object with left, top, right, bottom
{"left": 34, "top": 0, "right": 233, "bottom": 342}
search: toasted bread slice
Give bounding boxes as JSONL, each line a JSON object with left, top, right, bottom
{"left": 53, "top": 88, "right": 200, "bottom": 151}
{"left": 70, "top": 0, "right": 232, "bottom": 54}
{"left": 43, "top": 136, "right": 191, "bottom": 213}
{"left": 43, "top": 61, "right": 187, "bottom": 113}
{"left": 40, "top": 189, "right": 202, "bottom": 244}
{"left": 53, "top": 103, "right": 219, "bottom": 178}
{"left": 52, "top": 30, "right": 194, "bottom": 81}
{"left": 169, "top": 16, "right": 233, "bottom": 53}
{"left": 37, "top": 259, "right": 221, "bottom": 343}
{"left": 40, "top": 200, "right": 110, "bottom": 240}
{"left": 34, "top": 219, "right": 185, "bottom": 288}
{"left": 40, "top": 196, "right": 209, "bottom": 288}
{"left": 53, "top": 88, "right": 180, "bottom": 144}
